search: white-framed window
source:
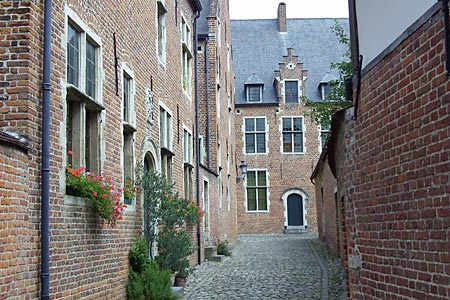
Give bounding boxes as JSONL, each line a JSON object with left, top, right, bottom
{"left": 244, "top": 117, "right": 266, "bottom": 154}
{"left": 181, "top": 17, "right": 193, "bottom": 96}
{"left": 160, "top": 104, "right": 173, "bottom": 183}
{"left": 122, "top": 66, "right": 135, "bottom": 205}
{"left": 65, "top": 9, "right": 104, "bottom": 188}
{"left": 157, "top": 1, "right": 167, "bottom": 65}
{"left": 246, "top": 170, "right": 268, "bottom": 212}
{"left": 282, "top": 117, "right": 304, "bottom": 153}
{"left": 246, "top": 84, "right": 263, "bottom": 102}
{"left": 284, "top": 80, "right": 300, "bottom": 103}
{"left": 320, "top": 124, "right": 330, "bottom": 150}
{"left": 183, "top": 127, "right": 193, "bottom": 202}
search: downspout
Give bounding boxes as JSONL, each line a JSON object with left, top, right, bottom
{"left": 41, "top": 0, "right": 52, "bottom": 299}
{"left": 194, "top": 6, "right": 202, "bottom": 266}
{"left": 205, "top": 38, "right": 211, "bottom": 168}
{"left": 440, "top": 0, "right": 450, "bottom": 75}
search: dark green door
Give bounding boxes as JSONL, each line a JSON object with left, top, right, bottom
{"left": 287, "top": 194, "right": 303, "bottom": 226}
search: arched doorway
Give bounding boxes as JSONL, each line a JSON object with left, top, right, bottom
{"left": 287, "top": 194, "right": 303, "bottom": 226}
{"left": 282, "top": 189, "right": 308, "bottom": 231}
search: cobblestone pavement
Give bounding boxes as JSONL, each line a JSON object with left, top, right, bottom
{"left": 182, "top": 234, "right": 346, "bottom": 300}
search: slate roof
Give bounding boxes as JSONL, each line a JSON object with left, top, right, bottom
{"left": 198, "top": 0, "right": 212, "bottom": 35}
{"left": 231, "top": 18, "right": 349, "bottom": 104}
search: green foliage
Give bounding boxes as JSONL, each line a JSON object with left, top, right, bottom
{"left": 129, "top": 237, "right": 150, "bottom": 274}
{"left": 216, "top": 240, "right": 231, "bottom": 257}
{"left": 306, "top": 21, "right": 353, "bottom": 127}
{"left": 156, "top": 230, "right": 194, "bottom": 275}
{"left": 127, "top": 239, "right": 179, "bottom": 300}
{"left": 141, "top": 170, "right": 202, "bottom": 258}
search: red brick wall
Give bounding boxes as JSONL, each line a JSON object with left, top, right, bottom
{"left": 343, "top": 8, "right": 450, "bottom": 299}
{"left": 0, "top": 0, "right": 204, "bottom": 298}
{"left": 197, "top": 0, "right": 238, "bottom": 248}
{"left": 0, "top": 142, "right": 38, "bottom": 298}
{"left": 235, "top": 50, "right": 319, "bottom": 234}
{"left": 314, "top": 156, "right": 340, "bottom": 256}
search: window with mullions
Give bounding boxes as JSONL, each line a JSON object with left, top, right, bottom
{"left": 246, "top": 170, "right": 268, "bottom": 212}
{"left": 244, "top": 117, "right": 266, "bottom": 154}
{"left": 285, "top": 80, "right": 299, "bottom": 103}
{"left": 246, "top": 85, "right": 262, "bottom": 102}
{"left": 65, "top": 13, "right": 103, "bottom": 196}
{"left": 157, "top": 1, "right": 167, "bottom": 64}
{"left": 282, "top": 117, "right": 304, "bottom": 153}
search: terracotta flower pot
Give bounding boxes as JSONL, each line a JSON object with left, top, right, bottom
{"left": 174, "top": 276, "right": 187, "bottom": 287}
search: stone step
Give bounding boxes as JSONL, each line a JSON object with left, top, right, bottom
{"left": 284, "top": 228, "right": 308, "bottom": 234}
{"left": 204, "top": 246, "right": 217, "bottom": 260}
{"left": 209, "top": 254, "right": 226, "bottom": 263}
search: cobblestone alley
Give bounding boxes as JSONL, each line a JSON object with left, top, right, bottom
{"left": 182, "top": 234, "right": 346, "bottom": 300}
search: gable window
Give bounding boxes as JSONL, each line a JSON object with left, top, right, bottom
{"left": 246, "top": 170, "right": 268, "bottom": 212}
{"left": 66, "top": 13, "right": 103, "bottom": 192}
{"left": 282, "top": 117, "right": 304, "bottom": 153}
{"left": 183, "top": 128, "right": 193, "bottom": 202}
{"left": 285, "top": 80, "right": 299, "bottom": 103}
{"left": 157, "top": 1, "right": 167, "bottom": 64}
{"left": 123, "top": 67, "right": 135, "bottom": 205}
{"left": 181, "top": 18, "right": 193, "bottom": 96}
{"left": 244, "top": 117, "right": 266, "bottom": 154}
{"left": 246, "top": 85, "right": 262, "bottom": 102}
{"left": 160, "top": 105, "right": 173, "bottom": 183}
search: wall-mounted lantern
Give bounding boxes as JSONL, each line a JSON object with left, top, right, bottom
{"left": 236, "top": 161, "right": 248, "bottom": 183}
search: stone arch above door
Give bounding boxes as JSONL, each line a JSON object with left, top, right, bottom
{"left": 140, "top": 137, "right": 160, "bottom": 173}
{"left": 282, "top": 189, "right": 309, "bottom": 230}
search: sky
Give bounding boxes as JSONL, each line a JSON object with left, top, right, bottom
{"left": 229, "top": 0, "right": 349, "bottom": 20}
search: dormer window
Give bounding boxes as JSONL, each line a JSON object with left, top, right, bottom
{"left": 244, "top": 73, "right": 265, "bottom": 103}
{"left": 319, "top": 72, "right": 337, "bottom": 101}
{"left": 246, "top": 84, "right": 262, "bottom": 102}
{"left": 320, "top": 84, "right": 332, "bottom": 101}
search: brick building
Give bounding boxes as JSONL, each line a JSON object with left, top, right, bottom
{"left": 0, "top": 0, "right": 236, "bottom": 298}
{"left": 231, "top": 3, "right": 348, "bottom": 234}
{"left": 313, "top": 1, "right": 450, "bottom": 299}
{"left": 197, "top": 0, "right": 237, "bottom": 246}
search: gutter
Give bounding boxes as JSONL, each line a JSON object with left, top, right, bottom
{"left": 41, "top": 0, "right": 52, "bottom": 299}
{"left": 194, "top": 6, "right": 202, "bottom": 266}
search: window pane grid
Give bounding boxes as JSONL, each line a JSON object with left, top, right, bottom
{"left": 282, "top": 117, "right": 303, "bottom": 153}
{"left": 246, "top": 170, "right": 268, "bottom": 211}
{"left": 85, "top": 40, "right": 96, "bottom": 99}
{"left": 67, "top": 24, "right": 79, "bottom": 87}
{"left": 244, "top": 118, "right": 266, "bottom": 154}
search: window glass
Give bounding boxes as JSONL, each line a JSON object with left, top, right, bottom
{"left": 285, "top": 81, "right": 298, "bottom": 103}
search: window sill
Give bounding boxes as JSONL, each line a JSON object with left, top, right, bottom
{"left": 161, "top": 147, "right": 175, "bottom": 157}
{"left": 66, "top": 84, "right": 105, "bottom": 111}
{"left": 246, "top": 210, "right": 270, "bottom": 214}
{"left": 123, "top": 121, "right": 137, "bottom": 133}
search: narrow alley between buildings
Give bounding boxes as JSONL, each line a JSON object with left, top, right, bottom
{"left": 182, "top": 234, "right": 346, "bottom": 300}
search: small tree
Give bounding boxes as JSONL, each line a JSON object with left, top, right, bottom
{"left": 307, "top": 21, "right": 353, "bottom": 127}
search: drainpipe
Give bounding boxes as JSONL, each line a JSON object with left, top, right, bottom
{"left": 41, "top": 0, "right": 52, "bottom": 299}
{"left": 194, "top": 6, "right": 202, "bottom": 266}
{"left": 205, "top": 38, "right": 211, "bottom": 168}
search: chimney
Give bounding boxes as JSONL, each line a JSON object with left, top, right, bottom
{"left": 278, "top": 2, "right": 287, "bottom": 33}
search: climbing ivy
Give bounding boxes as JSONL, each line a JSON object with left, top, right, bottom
{"left": 306, "top": 21, "right": 353, "bottom": 127}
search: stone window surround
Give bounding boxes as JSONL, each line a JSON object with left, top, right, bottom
{"left": 64, "top": 6, "right": 105, "bottom": 205}
{"left": 245, "top": 169, "right": 270, "bottom": 213}
{"left": 280, "top": 116, "right": 305, "bottom": 154}
{"left": 282, "top": 79, "right": 302, "bottom": 104}
{"left": 243, "top": 116, "right": 268, "bottom": 155}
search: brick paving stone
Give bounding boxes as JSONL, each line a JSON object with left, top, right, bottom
{"left": 182, "top": 234, "right": 346, "bottom": 300}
